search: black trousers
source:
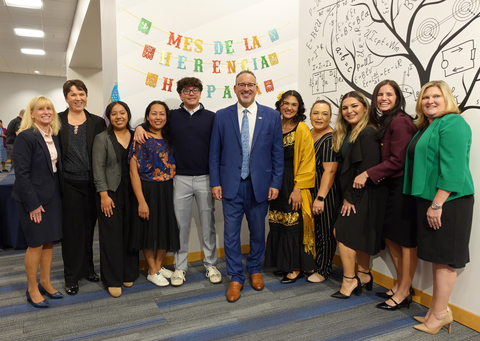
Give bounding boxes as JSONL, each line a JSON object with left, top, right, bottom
{"left": 96, "top": 184, "right": 139, "bottom": 287}
{"left": 61, "top": 179, "right": 97, "bottom": 286}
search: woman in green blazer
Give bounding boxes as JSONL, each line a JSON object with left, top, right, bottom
{"left": 404, "top": 80, "right": 474, "bottom": 335}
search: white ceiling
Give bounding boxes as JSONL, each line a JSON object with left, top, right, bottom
{"left": 0, "top": 0, "right": 77, "bottom": 77}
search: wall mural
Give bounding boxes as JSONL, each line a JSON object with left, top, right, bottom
{"left": 302, "top": 0, "right": 480, "bottom": 115}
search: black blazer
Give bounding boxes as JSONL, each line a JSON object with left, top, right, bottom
{"left": 11, "top": 129, "right": 62, "bottom": 212}
{"left": 57, "top": 109, "right": 106, "bottom": 185}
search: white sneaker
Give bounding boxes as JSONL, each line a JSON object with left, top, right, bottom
{"left": 171, "top": 269, "right": 186, "bottom": 287}
{"left": 160, "top": 267, "right": 173, "bottom": 279}
{"left": 147, "top": 271, "right": 169, "bottom": 287}
{"left": 206, "top": 266, "right": 222, "bottom": 284}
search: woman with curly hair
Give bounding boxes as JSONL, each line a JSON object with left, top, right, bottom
{"left": 265, "top": 90, "right": 316, "bottom": 284}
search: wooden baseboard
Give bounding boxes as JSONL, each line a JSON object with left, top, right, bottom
{"left": 332, "top": 254, "right": 480, "bottom": 332}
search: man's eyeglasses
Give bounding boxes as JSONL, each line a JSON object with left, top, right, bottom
{"left": 236, "top": 83, "right": 256, "bottom": 89}
{"left": 182, "top": 88, "right": 200, "bottom": 95}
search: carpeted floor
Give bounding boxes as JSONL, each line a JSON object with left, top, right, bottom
{"left": 1, "top": 234, "right": 479, "bottom": 340}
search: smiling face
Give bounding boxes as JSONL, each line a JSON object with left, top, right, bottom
{"left": 234, "top": 73, "right": 257, "bottom": 108}
{"left": 280, "top": 95, "right": 299, "bottom": 121}
{"left": 341, "top": 96, "right": 367, "bottom": 129}
{"left": 376, "top": 84, "right": 397, "bottom": 114}
{"left": 65, "top": 85, "right": 87, "bottom": 114}
{"left": 109, "top": 103, "right": 129, "bottom": 131}
{"left": 179, "top": 86, "right": 201, "bottom": 111}
{"left": 310, "top": 102, "right": 332, "bottom": 132}
{"left": 147, "top": 104, "right": 167, "bottom": 133}
{"left": 421, "top": 86, "right": 446, "bottom": 123}
{"left": 32, "top": 104, "right": 54, "bottom": 129}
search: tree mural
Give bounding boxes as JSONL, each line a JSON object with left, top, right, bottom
{"left": 306, "top": 0, "right": 480, "bottom": 111}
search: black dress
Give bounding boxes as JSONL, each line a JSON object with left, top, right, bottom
{"left": 265, "top": 126, "right": 315, "bottom": 272}
{"left": 334, "top": 126, "right": 388, "bottom": 255}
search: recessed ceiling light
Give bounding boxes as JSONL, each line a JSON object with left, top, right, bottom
{"left": 14, "top": 28, "right": 45, "bottom": 38}
{"left": 34, "top": 70, "right": 40, "bottom": 74}
{"left": 21, "top": 48, "right": 45, "bottom": 55}
{"left": 5, "top": 0, "right": 42, "bottom": 9}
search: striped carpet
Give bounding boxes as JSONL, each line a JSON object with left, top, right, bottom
{"left": 1, "top": 235, "right": 478, "bottom": 340}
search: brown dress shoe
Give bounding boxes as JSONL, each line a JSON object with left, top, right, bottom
{"left": 250, "top": 273, "right": 264, "bottom": 291}
{"left": 226, "top": 281, "right": 243, "bottom": 302}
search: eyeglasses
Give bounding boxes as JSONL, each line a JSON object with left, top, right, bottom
{"left": 236, "top": 83, "right": 257, "bottom": 89}
{"left": 182, "top": 88, "right": 200, "bottom": 95}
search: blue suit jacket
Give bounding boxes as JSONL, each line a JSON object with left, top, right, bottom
{"left": 209, "top": 102, "right": 284, "bottom": 202}
{"left": 11, "top": 128, "right": 62, "bottom": 212}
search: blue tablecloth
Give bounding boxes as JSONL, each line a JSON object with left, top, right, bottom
{"left": 0, "top": 170, "right": 28, "bottom": 249}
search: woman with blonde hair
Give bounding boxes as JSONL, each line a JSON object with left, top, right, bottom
{"left": 405, "top": 80, "right": 474, "bottom": 335}
{"left": 12, "top": 96, "right": 63, "bottom": 308}
{"left": 330, "top": 91, "right": 387, "bottom": 299}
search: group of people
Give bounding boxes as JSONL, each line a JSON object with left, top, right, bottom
{"left": 11, "top": 71, "right": 473, "bottom": 336}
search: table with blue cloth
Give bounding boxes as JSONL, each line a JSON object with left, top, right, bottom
{"left": 0, "top": 170, "right": 28, "bottom": 249}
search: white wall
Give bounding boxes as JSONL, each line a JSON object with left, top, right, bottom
{"left": 0, "top": 72, "right": 65, "bottom": 123}
{"left": 113, "top": 0, "right": 300, "bottom": 251}
{"left": 298, "top": 0, "right": 480, "bottom": 316}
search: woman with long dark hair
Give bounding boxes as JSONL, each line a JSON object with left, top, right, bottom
{"left": 353, "top": 80, "right": 418, "bottom": 310}
{"left": 129, "top": 101, "right": 179, "bottom": 287}
{"left": 265, "top": 90, "right": 316, "bottom": 284}
{"left": 92, "top": 101, "right": 139, "bottom": 297}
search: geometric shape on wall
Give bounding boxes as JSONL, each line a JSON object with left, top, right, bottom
{"left": 264, "top": 79, "right": 274, "bottom": 93}
{"left": 311, "top": 69, "right": 337, "bottom": 95}
{"left": 441, "top": 40, "right": 476, "bottom": 77}
{"left": 452, "top": 0, "right": 480, "bottom": 21}
{"left": 416, "top": 18, "right": 440, "bottom": 45}
{"left": 138, "top": 18, "right": 152, "bottom": 34}
{"left": 269, "top": 28, "right": 279, "bottom": 42}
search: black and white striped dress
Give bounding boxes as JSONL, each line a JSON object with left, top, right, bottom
{"left": 310, "top": 132, "right": 338, "bottom": 279}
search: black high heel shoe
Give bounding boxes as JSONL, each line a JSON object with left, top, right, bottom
{"left": 376, "top": 285, "right": 414, "bottom": 299}
{"left": 358, "top": 270, "right": 373, "bottom": 291}
{"left": 281, "top": 271, "right": 305, "bottom": 284}
{"left": 376, "top": 294, "right": 412, "bottom": 310}
{"left": 331, "top": 275, "right": 362, "bottom": 299}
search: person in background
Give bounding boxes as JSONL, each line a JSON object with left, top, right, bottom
{"left": 6, "top": 109, "right": 24, "bottom": 169}
{"left": 209, "top": 70, "right": 284, "bottom": 302}
{"left": 129, "top": 101, "right": 179, "bottom": 287}
{"left": 58, "top": 79, "right": 106, "bottom": 295}
{"left": 353, "top": 80, "right": 418, "bottom": 310}
{"left": 92, "top": 101, "right": 139, "bottom": 298}
{"left": 405, "top": 80, "right": 474, "bottom": 335}
{"left": 12, "top": 96, "right": 63, "bottom": 308}
{"left": 308, "top": 100, "right": 338, "bottom": 283}
{"left": 265, "top": 90, "right": 316, "bottom": 284}
{"left": 134, "top": 77, "right": 220, "bottom": 287}
{"left": 330, "top": 91, "right": 387, "bottom": 299}
{"left": 0, "top": 120, "right": 8, "bottom": 172}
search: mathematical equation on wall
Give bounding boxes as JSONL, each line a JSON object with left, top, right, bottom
{"left": 303, "top": 0, "right": 480, "bottom": 112}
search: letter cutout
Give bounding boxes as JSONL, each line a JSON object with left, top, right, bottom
{"left": 225, "top": 40, "right": 234, "bottom": 54}
{"left": 194, "top": 58, "right": 203, "bottom": 72}
{"left": 212, "top": 60, "right": 221, "bottom": 73}
{"left": 162, "top": 77, "right": 174, "bottom": 92}
{"left": 159, "top": 51, "right": 171, "bottom": 66}
{"left": 207, "top": 85, "right": 216, "bottom": 98}
{"left": 227, "top": 61, "right": 236, "bottom": 74}
{"left": 261, "top": 56, "right": 270, "bottom": 69}
{"left": 168, "top": 32, "right": 183, "bottom": 49}
{"left": 214, "top": 41, "right": 223, "bottom": 54}
{"left": 178, "top": 56, "right": 187, "bottom": 70}
{"left": 184, "top": 37, "right": 193, "bottom": 51}
{"left": 223, "top": 86, "right": 232, "bottom": 99}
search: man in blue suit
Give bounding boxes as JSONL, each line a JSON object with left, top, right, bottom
{"left": 209, "top": 70, "right": 284, "bottom": 302}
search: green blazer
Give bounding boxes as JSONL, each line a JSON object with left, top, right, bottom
{"left": 404, "top": 114, "right": 474, "bottom": 202}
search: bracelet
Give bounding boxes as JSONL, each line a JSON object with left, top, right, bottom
{"left": 431, "top": 202, "right": 442, "bottom": 210}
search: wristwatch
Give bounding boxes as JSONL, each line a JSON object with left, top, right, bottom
{"left": 431, "top": 202, "right": 442, "bottom": 210}
{"left": 317, "top": 196, "right": 324, "bottom": 202}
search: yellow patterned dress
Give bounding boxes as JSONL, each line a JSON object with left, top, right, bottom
{"left": 265, "top": 125, "right": 316, "bottom": 273}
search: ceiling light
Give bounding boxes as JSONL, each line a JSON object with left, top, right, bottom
{"left": 34, "top": 70, "right": 40, "bottom": 74}
{"left": 5, "top": 0, "right": 42, "bottom": 9}
{"left": 21, "top": 48, "right": 45, "bottom": 55}
{"left": 14, "top": 28, "right": 44, "bottom": 38}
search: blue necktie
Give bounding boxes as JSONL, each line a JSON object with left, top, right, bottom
{"left": 241, "top": 109, "right": 249, "bottom": 179}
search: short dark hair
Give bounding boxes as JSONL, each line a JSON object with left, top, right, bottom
{"left": 144, "top": 100, "right": 172, "bottom": 150}
{"left": 105, "top": 101, "right": 132, "bottom": 131}
{"left": 63, "top": 79, "right": 88, "bottom": 98}
{"left": 275, "top": 90, "right": 306, "bottom": 123}
{"left": 176, "top": 77, "right": 203, "bottom": 94}
{"left": 235, "top": 70, "right": 256, "bottom": 83}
